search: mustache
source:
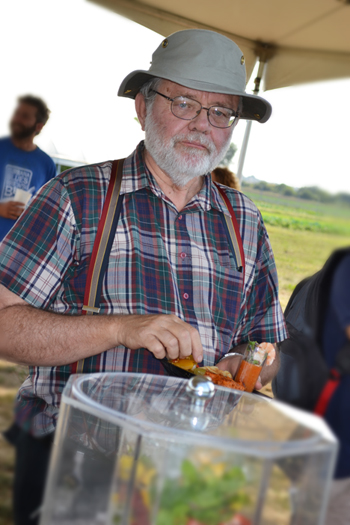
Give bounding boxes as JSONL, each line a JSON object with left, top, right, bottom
{"left": 171, "top": 133, "right": 216, "bottom": 154}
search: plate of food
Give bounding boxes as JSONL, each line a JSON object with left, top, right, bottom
{"left": 160, "top": 341, "right": 276, "bottom": 395}
{"left": 160, "top": 355, "right": 245, "bottom": 391}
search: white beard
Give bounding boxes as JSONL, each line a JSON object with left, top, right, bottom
{"left": 144, "top": 111, "right": 233, "bottom": 188}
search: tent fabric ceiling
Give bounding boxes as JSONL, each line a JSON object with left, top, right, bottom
{"left": 88, "top": 0, "right": 350, "bottom": 90}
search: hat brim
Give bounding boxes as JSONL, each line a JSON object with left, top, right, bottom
{"left": 118, "top": 70, "right": 272, "bottom": 124}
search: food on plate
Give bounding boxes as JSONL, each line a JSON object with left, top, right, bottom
{"left": 200, "top": 366, "right": 232, "bottom": 378}
{"left": 258, "top": 342, "right": 276, "bottom": 366}
{"left": 170, "top": 357, "right": 245, "bottom": 391}
{"left": 194, "top": 367, "right": 245, "bottom": 391}
{"left": 170, "top": 355, "right": 198, "bottom": 371}
{"left": 170, "top": 343, "right": 274, "bottom": 393}
{"left": 234, "top": 361, "right": 261, "bottom": 393}
{"left": 234, "top": 341, "right": 275, "bottom": 392}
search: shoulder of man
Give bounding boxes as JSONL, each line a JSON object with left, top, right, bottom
{"left": 56, "top": 160, "right": 113, "bottom": 187}
{"left": 35, "top": 146, "right": 55, "bottom": 160}
{"left": 36, "top": 148, "right": 58, "bottom": 181}
{"left": 213, "top": 182, "right": 263, "bottom": 224}
{"left": 48, "top": 160, "right": 114, "bottom": 228}
{"left": 34, "top": 146, "right": 57, "bottom": 170}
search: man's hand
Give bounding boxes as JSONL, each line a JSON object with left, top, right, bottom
{"left": 216, "top": 343, "right": 279, "bottom": 391}
{"left": 216, "top": 353, "right": 263, "bottom": 391}
{"left": 216, "top": 352, "right": 243, "bottom": 379}
{"left": 115, "top": 314, "right": 203, "bottom": 363}
{"left": 0, "top": 201, "right": 25, "bottom": 220}
{"left": 0, "top": 283, "right": 204, "bottom": 367}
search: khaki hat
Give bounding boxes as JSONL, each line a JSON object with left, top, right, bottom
{"left": 118, "top": 29, "right": 271, "bottom": 123}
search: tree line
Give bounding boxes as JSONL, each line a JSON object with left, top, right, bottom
{"left": 242, "top": 180, "right": 350, "bottom": 207}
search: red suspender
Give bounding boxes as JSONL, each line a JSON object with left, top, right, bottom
{"left": 215, "top": 184, "right": 245, "bottom": 276}
{"left": 73, "top": 159, "right": 124, "bottom": 374}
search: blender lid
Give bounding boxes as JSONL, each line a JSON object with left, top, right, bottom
{"left": 65, "top": 373, "right": 337, "bottom": 458}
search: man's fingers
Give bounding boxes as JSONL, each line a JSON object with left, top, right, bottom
{"left": 8, "top": 202, "right": 25, "bottom": 219}
{"left": 254, "top": 376, "right": 262, "bottom": 391}
{"left": 155, "top": 330, "right": 180, "bottom": 360}
{"left": 167, "top": 317, "right": 203, "bottom": 362}
{"left": 145, "top": 335, "right": 167, "bottom": 360}
{"left": 116, "top": 314, "right": 203, "bottom": 362}
{"left": 173, "top": 327, "right": 192, "bottom": 359}
{"left": 190, "top": 328, "right": 203, "bottom": 363}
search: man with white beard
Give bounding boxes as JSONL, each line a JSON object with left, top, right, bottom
{"left": 0, "top": 29, "right": 287, "bottom": 525}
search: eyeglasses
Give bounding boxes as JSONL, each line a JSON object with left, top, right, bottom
{"left": 151, "top": 90, "right": 239, "bottom": 129}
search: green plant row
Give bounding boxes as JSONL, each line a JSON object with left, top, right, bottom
{"left": 261, "top": 213, "right": 350, "bottom": 235}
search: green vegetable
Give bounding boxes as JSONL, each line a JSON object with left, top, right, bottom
{"left": 155, "top": 459, "right": 249, "bottom": 525}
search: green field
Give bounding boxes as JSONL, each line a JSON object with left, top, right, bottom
{"left": 0, "top": 190, "right": 349, "bottom": 525}
{"left": 244, "top": 188, "right": 350, "bottom": 309}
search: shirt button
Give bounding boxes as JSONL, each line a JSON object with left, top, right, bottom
{"left": 183, "top": 293, "right": 189, "bottom": 300}
{"left": 180, "top": 252, "right": 186, "bottom": 259}
{"left": 178, "top": 214, "right": 183, "bottom": 220}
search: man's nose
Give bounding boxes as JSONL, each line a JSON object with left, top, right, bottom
{"left": 188, "top": 108, "right": 211, "bottom": 134}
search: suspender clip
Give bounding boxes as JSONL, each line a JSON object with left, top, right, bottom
{"left": 82, "top": 305, "right": 101, "bottom": 314}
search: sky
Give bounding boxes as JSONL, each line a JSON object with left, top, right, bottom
{"left": 1, "top": 0, "right": 349, "bottom": 194}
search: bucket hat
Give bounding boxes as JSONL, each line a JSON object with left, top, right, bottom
{"left": 118, "top": 29, "right": 271, "bottom": 123}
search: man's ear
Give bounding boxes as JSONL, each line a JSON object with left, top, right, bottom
{"left": 135, "top": 93, "right": 147, "bottom": 131}
{"left": 35, "top": 122, "right": 44, "bottom": 136}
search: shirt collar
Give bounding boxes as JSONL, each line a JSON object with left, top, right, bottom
{"left": 121, "top": 141, "right": 231, "bottom": 217}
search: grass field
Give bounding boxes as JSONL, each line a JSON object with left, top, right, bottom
{"left": 244, "top": 188, "right": 350, "bottom": 309}
{"left": 268, "top": 226, "right": 349, "bottom": 308}
{"left": 0, "top": 190, "right": 349, "bottom": 524}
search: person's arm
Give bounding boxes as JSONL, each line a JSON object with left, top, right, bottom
{"left": 216, "top": 343, "right": 280, "bottom": 389}
{"left": 0, "top": 201, "right": 25, "bottom": 220}
{"left": 0, "top": 284, "right": 203, "bottom": 366}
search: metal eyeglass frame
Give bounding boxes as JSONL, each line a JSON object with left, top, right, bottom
{"left": 150, "top": 90, "right": 239, "bottom": 129}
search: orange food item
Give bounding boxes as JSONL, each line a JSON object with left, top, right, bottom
{"left": 204, "top": 370, "right": 245, "bottom": 391}
{"left": 258, "top": 342, "right": 276, "bottom": 366}
{"left": 170, "top": 355, "right": 197, "bottom": 371}
{"left": 235, "top": 360, "right": 261, "bottom": 393}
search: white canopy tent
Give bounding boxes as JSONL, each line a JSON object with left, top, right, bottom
{"left": 88, "top": 0, "right": 350, "bottom": 176}
{"left": 88, "top": 0, "right": 350, "bottom": 89}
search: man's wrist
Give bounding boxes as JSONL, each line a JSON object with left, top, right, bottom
{"left": 216, "top": 351, "right": 242, "bottom": 365}
{"left": 108, "top": 314, "right": 126, "bottom": 347}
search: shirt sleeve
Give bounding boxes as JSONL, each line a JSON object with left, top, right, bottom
{"left": 234, "top": 209, "right": 287, "bottom": 345}
{"left": 0, "top": 176, "right": 79, "bottom": 309}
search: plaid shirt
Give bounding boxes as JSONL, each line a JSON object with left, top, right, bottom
{"left": 0, "top": 141, "right": 287, "bottom": 435}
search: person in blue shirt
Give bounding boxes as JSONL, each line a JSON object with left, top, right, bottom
{"left": 0, "top": 95, "right": 56, "bottom": 240}
{"left": 323, "top": 251, "right": 350, "bottom": 525}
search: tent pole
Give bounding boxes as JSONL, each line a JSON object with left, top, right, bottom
{"left": 236, "top": 58, "right": 268, "bottom": 182}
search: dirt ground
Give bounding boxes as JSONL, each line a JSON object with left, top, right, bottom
{"left": 0, "top": 361, "right": 28, "bottom": 525}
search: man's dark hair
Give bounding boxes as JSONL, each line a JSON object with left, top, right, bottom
{"left": 18, "top": 95, "right": 51, "bottom": 125}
